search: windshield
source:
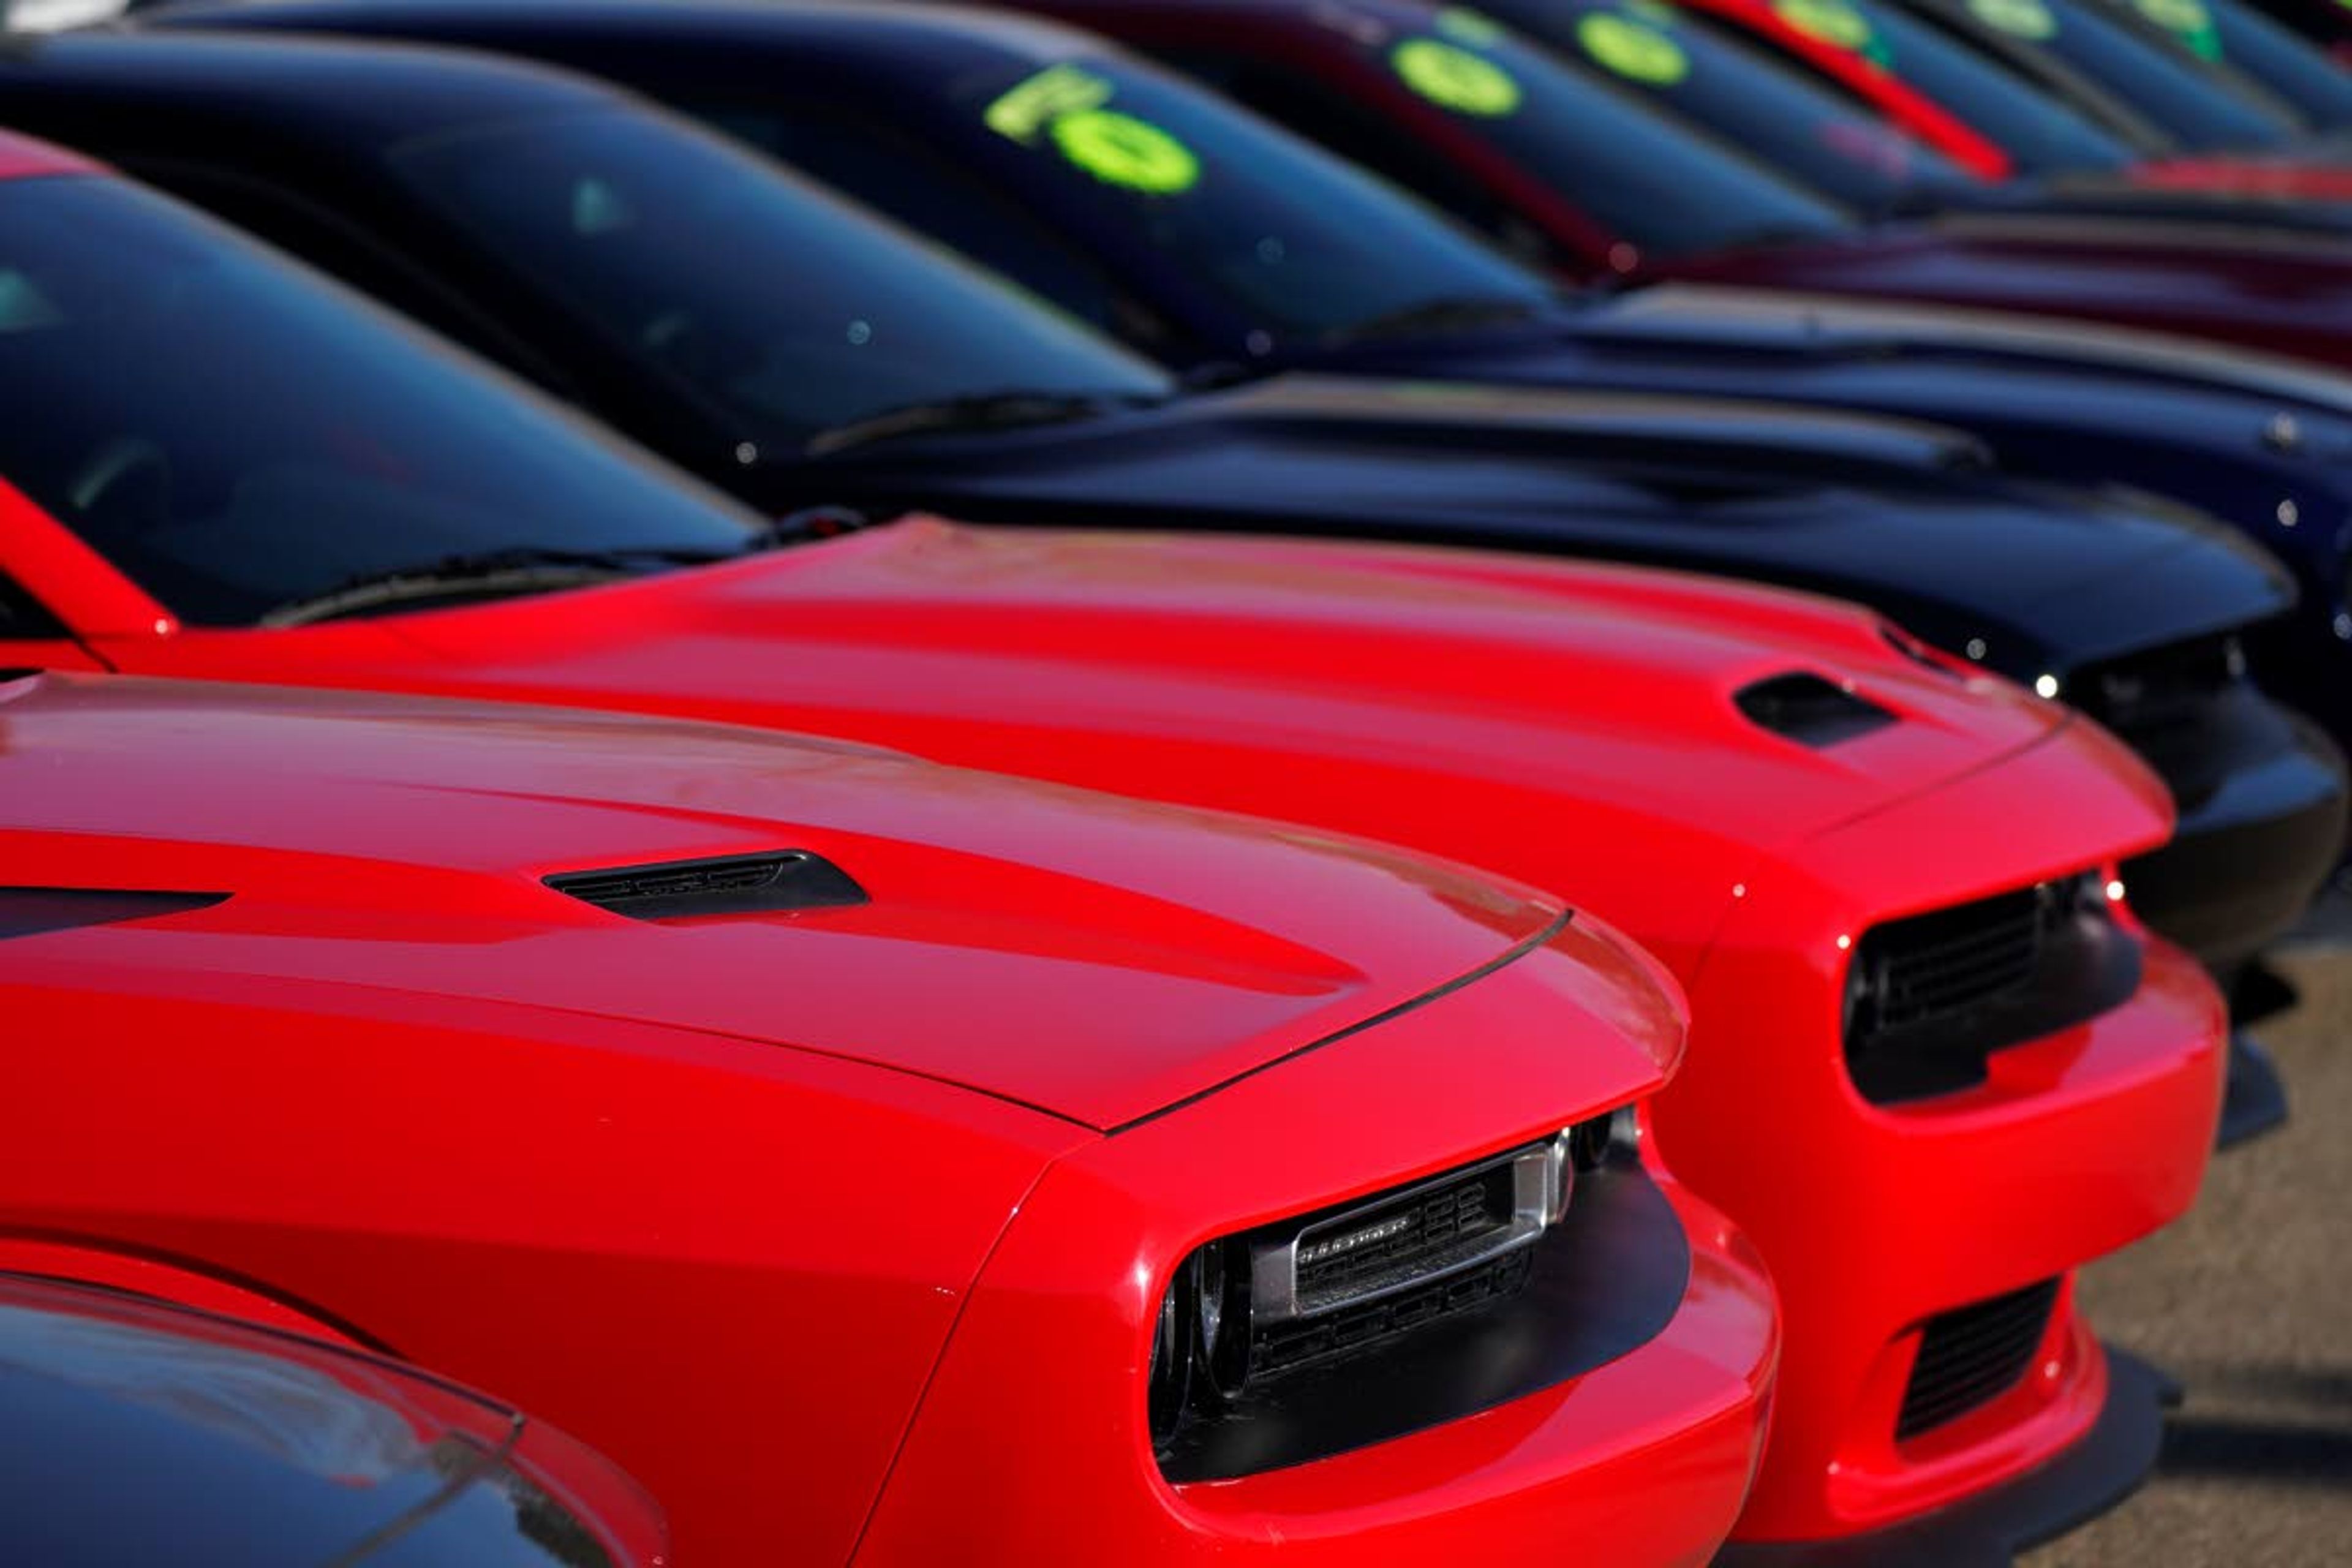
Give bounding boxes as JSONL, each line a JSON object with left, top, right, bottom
{"left": 390, "top": 108, "right": 1176, "bottom": 453}
{"left": 1770, "top": 0, "right": 2136, "bottom": 170}
{"left": 1903, "top": 0, "right": 2294, "bottom": 148}
{"left": 1344, "top": 6, "right": 1853, "bottom": 257}
{"left": 0, "top": 175, "right": 763, "bottom": 627}
{"left": 934, "top": 53, "right": 1554, "bottom": 338}
{"left": 1483, "top": 0, "right": 1970, "bottom": 210}
{"left": 2089, "top": 0, "right": 2352, "bottom": 127}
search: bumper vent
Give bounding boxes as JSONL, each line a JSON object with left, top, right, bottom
{"left": 1898, "top": 1278, "right": 2062, "bottom": 1442}
{"left": 545, "top": 851, "right": 866, "bottom": 919}
{"left": 1735, "top": 672, "right": 1898, "bottom": 747}
{"left": 1844, "top": 875, "right": 2141, "bottom": 1103}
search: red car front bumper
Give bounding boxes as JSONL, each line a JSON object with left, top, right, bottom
{"left": 1654, "top": 725, "right": 2226, "bottom": 1551}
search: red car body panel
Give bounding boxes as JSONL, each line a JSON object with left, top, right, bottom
{"left": 0, "top": 148, "right": 2226, "bottom": 1548}
{"left": 0, "top": 670, "right": 1770, "bottom": 1566}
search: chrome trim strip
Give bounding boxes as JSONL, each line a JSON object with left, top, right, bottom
{"left": 1250, "top": 1138, "right": 1570, "bottom": 1327}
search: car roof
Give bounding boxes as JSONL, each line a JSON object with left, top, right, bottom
{"left": 0, "top": 25, "right": 620, "bottom": 153}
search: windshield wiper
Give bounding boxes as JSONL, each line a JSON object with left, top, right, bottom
{"left": 257, "top": 545, "right": 698, "bottom": 628}
{"left": 1322, "top": 295, "right": 1548, "bottom": 345}
{"left": 805, "top": 388, "right": 1162, "bottom": 456}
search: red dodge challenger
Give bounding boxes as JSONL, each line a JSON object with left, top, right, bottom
{"left": 0, "top": 135, "right": 2225, "bottom": 1560}
{"left": 0, "top": 672, "right": 1774, "bottom": 1566}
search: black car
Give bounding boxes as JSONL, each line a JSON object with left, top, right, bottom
{"left": 143, "top": 2, "right": 2352, "bottom": 752}
{"left": 13, "top": 23, "right": 2340, "bottom": 1135}
{"left": 0, "top": 1273, "right": 666, "bottom": 1566}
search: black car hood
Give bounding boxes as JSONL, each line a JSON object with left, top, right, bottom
{"left": 796, "top": 372, "right": 2295, "bottom": 680}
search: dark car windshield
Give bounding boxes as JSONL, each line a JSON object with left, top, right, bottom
{"left": 924, "top": 53, "right": 1555, "bottom": 339}
{"left": 1482, "top": 0, "right": 1970, "bottom": 211}
{"left": 1772, "top": 0, "right": 2137, "bottom": 171}
{"left": 0, "top": 175, "right": 763, "bottom": 626}
{"left": 1896, "top": 0, "right": 2296, "bottom": 148}
{"left": 389, "top": 108, "right": 1177, "bottom": 453}
{"left": 1341, "top": 7, "right": 1854, "bottom": 257}
{"left": 2087, "top": 0, "right": 2352, "bottom": 127}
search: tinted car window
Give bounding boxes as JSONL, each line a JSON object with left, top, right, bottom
{"left": 1901, "top": 0, "right": 2294, "bottom": 147}
{"left": 1485, "top": 0, "right": 1969, "bottom": 210}
{"left": 703, "top": 101, "right": 1138, "bottom": 334}
{"left": 1172, "top": 9, "right": 1852, "bottom": 260}
{"left": 0, "top": 176, "right": 761, "bottom": 626}
{"left": 390, "top": 108, "right": 1175, "bottom": 453}
{"left": 831, "top": 53, "right": 1555, "bottom": 340}
{"left": 2090, "top": 0, "right": 2352, "bottom": 126}
{"left": 1765, "top": 0, "right": 2136, "bottom": 170}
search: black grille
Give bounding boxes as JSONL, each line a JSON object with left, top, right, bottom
{"left": 1898, "top": 1279, "right": 2062, "bottom": 1442}
{"left": 1251, "top": 1248, "right": 1534, "bottom": 1381}
{"left": 1294, "top": 1163, "right": 1517, "bottom": 1308}
{"left": 545, "top": 851, "right": 866, "bottom": 919}
{"left": 1845, "top": 876, "right": 2141, "bottom": 1104}
{"left": 1735, "top": 672, "right": 1898, "bottom": 747}
{"left": 1872, "top": 887, "right": 2047, "bottom": 1035}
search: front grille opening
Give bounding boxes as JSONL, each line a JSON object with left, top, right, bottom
{"left": 1735, "top": 672, "right": 1899, "bottom": 747}
{"left": 1844, "top": 875, "right": 2141, "bottom": 1104}
{"left": 1292, "top": 1159, "right": 1518, "bottom": 1312}
{"left": 1898, "top": 1279, "right": 2062, "bottom": 1442}
{"left": 545, "top": 851, "right": 867, "bottom": 920}
{"left": 1253, "top": 1248, "right": 1533, "bottom": 1379}
{"left": 1150, "top": 1114, "right": 1624, "bottom": 1472}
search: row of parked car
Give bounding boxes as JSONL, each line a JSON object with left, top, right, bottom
{"left": 1, "top": 0, "right": 2346, "bottom": 1562}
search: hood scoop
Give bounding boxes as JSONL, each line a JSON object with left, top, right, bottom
{"left": 546, "top": 851, "right": 867, "bottom": 921}
{"left": 1735, "top": 674, "right": 1898, "bottom": 748}
{"left": 0, "top": 887, "right": 228, "bottom": 941}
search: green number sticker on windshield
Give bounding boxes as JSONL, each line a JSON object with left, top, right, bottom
{"left": 1578, "top": 12, "right": 1692, "bottom": 85}
{"left": 985, "top": 63, "right": 1115, "bottom": 141}
{"left": 2132, "top": 0, "right": 2223, "bottom": 58}
{"left": 1772, "top": 0, "right": 1893, "bottom": 66}
{"left": 1049, "top": 108, "right": 1202, "bottom": 194}
{"left": 1393, "top": 37, "right": 1525, "bottom": 115}
{"left": 986, "top": 64, "right": 1202, "bottom": 194}
{"left": 1967, "top": 0, "right": 2058, "bottom": 39}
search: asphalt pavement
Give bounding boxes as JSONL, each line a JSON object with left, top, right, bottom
{"left": 2023, "top": 890, "right": 2352, "bottom": 1566}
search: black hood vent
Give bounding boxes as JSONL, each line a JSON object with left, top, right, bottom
{"left": 546, "top": 851, "right": 867, "bottom": 920}
{"left": 0, "top": 888, "right": 228, "bottom": 941}
{"left": 1735, "top": 673, "right": 1898, "bottom": 747}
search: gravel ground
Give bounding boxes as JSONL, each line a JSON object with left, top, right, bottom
{"left": 2022, "top": 891, "right": 2352, "bottom": 1567}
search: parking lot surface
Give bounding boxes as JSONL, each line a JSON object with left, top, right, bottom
{"left": 2024, "top": 892, "right": 2352, "bottom": 1566}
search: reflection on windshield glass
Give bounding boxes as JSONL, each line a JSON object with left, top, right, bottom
{"left": 952, "top": 55, "right": 1553, "bottom": 337}
{"left": 1968, "top": 0, "right": 2295, "bottom": 148}
{"left": 1347, "top": 6, "right": 1855, "bottom": 258}
{"left": 1776, "top": 0, "right": 2136, "bottom": 170}
{"left": 1486, "top": 0, "right": 1967, "bottom": 210}
{"left": 0, "top": 177, "right": 761, "bottom": 625}
{"left": 391, "top": 109, "right": 1175, "bottom": 453}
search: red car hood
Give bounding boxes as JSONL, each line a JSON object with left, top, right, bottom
{"left": 1, "top": 671, "right": 1677, "bottom": 1131}
{"left": 235, "top": 518, "right": 2079, "bottom": 864}
{"left": 1665, "top": 215, "right": 2352, "bottom": 367}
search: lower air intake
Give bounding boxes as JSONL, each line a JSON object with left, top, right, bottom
{"left": 1898, "top": 1278, "right": 2062, "bottom": 1442}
